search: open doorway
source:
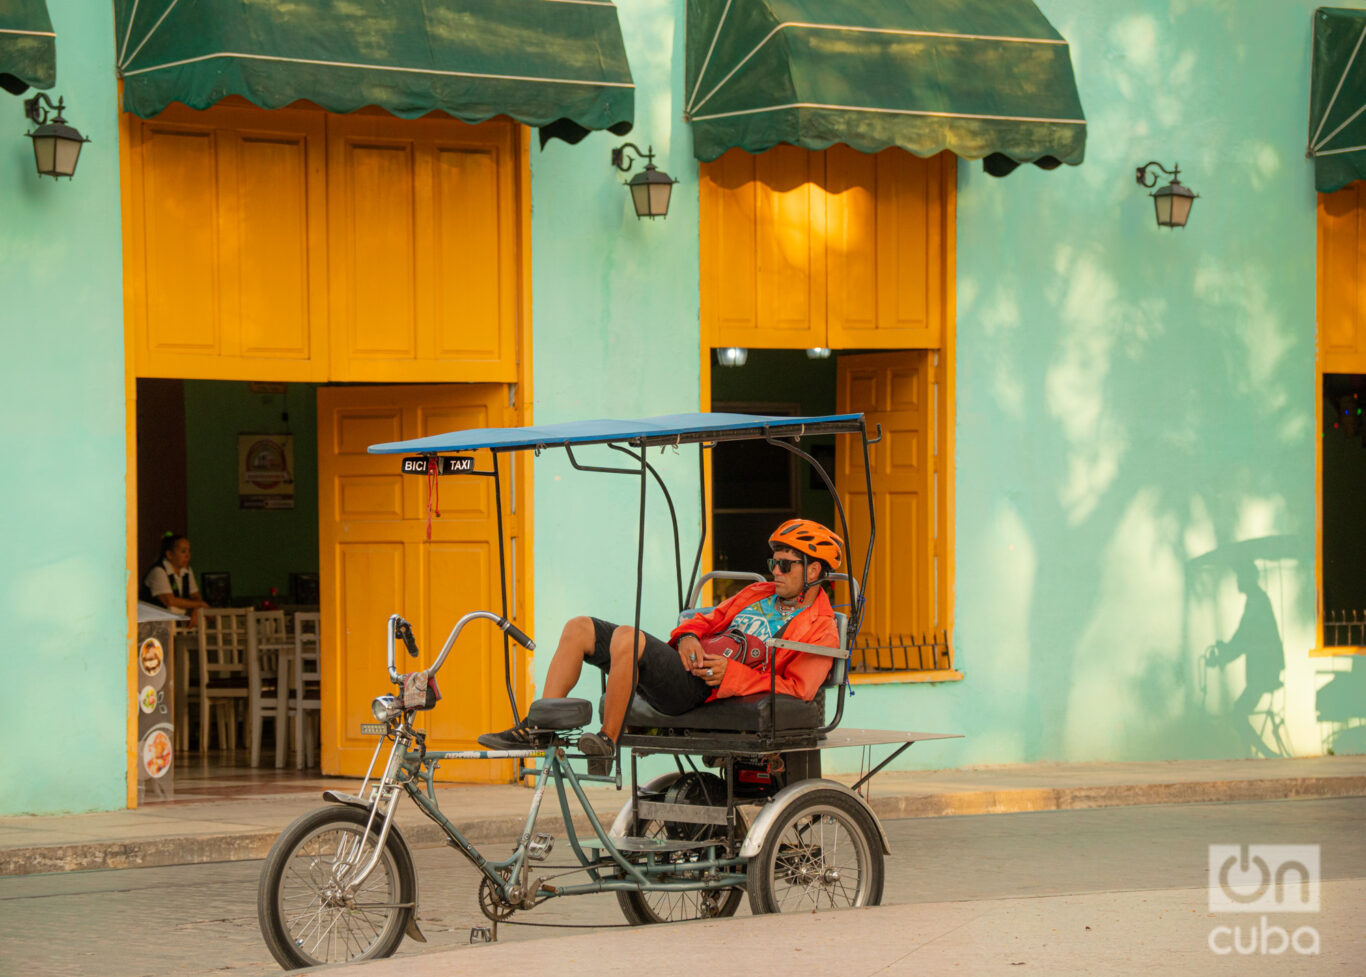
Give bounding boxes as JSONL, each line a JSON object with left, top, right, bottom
{"left": 135, "top": 379, "right": 530, "bottom": 789}
{"left": 137, "top": 378, "right": 319, "bottom": 612}
{"left": 710, "top": 349, "right": 837, "bottom": 596}
{"left": 136, "top": 377, "right": 321, "bottom": 791}
{"left": 134, "top": 379, "right": 529, "bottom": 796}
{"left": 1323, "top": 373, "right": 1366, "bottom": 648}
{"left": 709, "top": 348, "right": 953, "bottom": 677}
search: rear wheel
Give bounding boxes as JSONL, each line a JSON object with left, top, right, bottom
{"left": 616, "top": 772, "right": 746, "bottom": 924}
{"left": 258, "top": 805, "right": 414, "bottom": 969}
{"left": 746, "top": 789, "right": 883, "bottom": 914}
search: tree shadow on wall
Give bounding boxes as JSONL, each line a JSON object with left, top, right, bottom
{"left": 962, "top": 208, "right": 1313, "bottom": 762}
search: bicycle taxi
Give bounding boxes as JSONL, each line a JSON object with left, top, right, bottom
{"left": 257, "top": 412, "right": 960, "bottom": 969}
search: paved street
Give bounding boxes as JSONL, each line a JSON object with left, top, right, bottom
{"left": 1, "top": 798, "right": 1362, "bottom": 977}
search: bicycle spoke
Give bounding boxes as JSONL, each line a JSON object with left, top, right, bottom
{"left": 277, "top": 822, "right": 401, "bottom": 965}
{"left": 763, "top": 804, "right": 871, "bottom": 913}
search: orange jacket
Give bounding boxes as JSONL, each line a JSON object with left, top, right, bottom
{"left": 669, "top": 582, "right": 836, "bottom": 701}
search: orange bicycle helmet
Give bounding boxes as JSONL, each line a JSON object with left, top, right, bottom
{"left": 769, "top": 518, "right": 843, "bottom": 571}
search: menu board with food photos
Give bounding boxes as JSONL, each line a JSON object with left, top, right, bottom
{"left": 136, "top": 619, "right": 175, "bottom": 800}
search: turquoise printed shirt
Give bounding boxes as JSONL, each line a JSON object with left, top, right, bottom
{"left": 728, "top": 595, "right": 802, "bottom": 647}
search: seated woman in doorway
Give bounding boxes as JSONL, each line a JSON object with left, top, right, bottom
{"left": 145, "top": 532, "right": 210, "bottom": 626}
{"left": 478, "top": 519, "right": 844, "bottom": 763}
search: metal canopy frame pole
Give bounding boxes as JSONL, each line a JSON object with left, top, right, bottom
{"left": 491, "top": 451, "right": 521, "bottom": 726}
{"left": 762, "top": 428, "right": 876, "bottom": 635}
{"left": 763, "top": 423, "right": 877, "bottom": 734}
{"left": 623, "top": 441, "right": 648, "bottom": 781}
{"left": 856, "top": 420, "right": 878, "bottom": 641}
{"left": 609, "top": 444, "right": 684, "bottom": 613}
{"left": 684, "top": 443, "right": 709, "bottom": 610}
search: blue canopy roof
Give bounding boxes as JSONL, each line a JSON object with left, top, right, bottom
{"left": 369, "top": 412, "right": 864, "bottom": 454}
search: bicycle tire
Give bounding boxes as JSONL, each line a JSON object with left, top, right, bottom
{"left": 257, "top": 805, "right": 415, "bottom": 970}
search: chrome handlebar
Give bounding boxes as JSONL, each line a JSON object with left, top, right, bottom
{"left": 386, "top": 611, "right": 535, "bottom": 684}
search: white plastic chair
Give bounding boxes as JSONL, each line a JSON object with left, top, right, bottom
{"left": 173, "top": 620, "right": 196, "bottom": 752}
{"left": 289, "top": 612, "right": 322, "bottom": 769}
{"left": 250, "top": 609, "right": 290, "bottom": 767}
{"left": 197, "top": 608, "right": 253, "bottom": 753}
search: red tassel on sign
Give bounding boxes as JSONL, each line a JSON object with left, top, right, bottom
{"left": 425, "top": 454, "right": 441, "bottom": 540}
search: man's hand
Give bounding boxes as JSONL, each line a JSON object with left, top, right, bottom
{"left": 677, "top": 634, "right": 703, "bottom": 672}
{"left": 693, "top": 652, "right": 729, "bottom": 687}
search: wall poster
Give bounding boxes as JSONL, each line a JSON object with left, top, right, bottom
{"left": 238, "top": 434, "right": 295, "bottom": 509}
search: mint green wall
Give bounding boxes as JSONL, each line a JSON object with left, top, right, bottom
{"left": 0, "top": 1, "right": 126, "bottom": 813}
{"left": 923, "top": 0, "right": 1334, "bottom": 767}
{"left": 183, "top": 381, "right": 319, "bottom": 599}
{"left": 532, "top": 0, "right": 1355, "bottom": 772}
{"left": 530, "top": 0, "right": 703, "bottom": 692}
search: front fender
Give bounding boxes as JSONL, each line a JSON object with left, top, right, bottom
{"left": 321, "top": 790, "right": 426, "bottom": 943}
{"left": 738, "top": 779, "right": 890, "bottom": 858}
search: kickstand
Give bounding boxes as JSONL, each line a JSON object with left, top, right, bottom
{"left": 470, "top": 920, "right": 498, "bottom": 944}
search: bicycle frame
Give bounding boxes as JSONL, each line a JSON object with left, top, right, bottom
{"left": 334, "top": 720, "right": 748, "bottom": 907}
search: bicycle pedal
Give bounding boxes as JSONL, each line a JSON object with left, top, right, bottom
{"left": 470, "top": 926, "right": 494, "bottom": 944}
{"left": 527, "top": 832, "right": 554, "bottom": 861}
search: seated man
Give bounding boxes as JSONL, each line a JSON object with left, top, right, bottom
{"left": 478, "top": 519, "right": 844, "bottom": 761}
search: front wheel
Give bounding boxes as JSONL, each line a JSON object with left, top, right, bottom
{"left": 258, "top": 805, "right": 415, "bottom": 970}
{"left": 746, "top": 789, "right": 884, "bottom": 914}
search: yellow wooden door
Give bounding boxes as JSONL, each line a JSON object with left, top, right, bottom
{"left": 122, "top": 103, "right": 330, "bottom": 381}
{"left": 836, "top": 352, "right": 937, "bottom": 669}
{"left": 826, "top": 148, "right": 951, "bottom": 350}
{"left": 1319, "top": 183, "right": 1366, "bottom": 374}
{"left": 327, "top": 115, "right": 519, "bottom": 383}
{"left": 700, "top": 145, "right": 827, "bottom": 349}
{"left": 122, "top": 101, "right": 522, "bottom": 384}
{"left": 700, "top": 146, "right": 953, "bottom": 352}
{"left": 317, "top": 384, "right": 528, "bottom": 780}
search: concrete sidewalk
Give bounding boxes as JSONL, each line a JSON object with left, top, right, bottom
{"left": 2, "top": 755, "right": 1364, "bottom": 877}
{"left": 348, "top": 880, "right": 1366, "bottom": 977}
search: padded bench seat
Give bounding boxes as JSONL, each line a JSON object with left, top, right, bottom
{"left": 624, "top": 691, "right": 824, "bottom": 733}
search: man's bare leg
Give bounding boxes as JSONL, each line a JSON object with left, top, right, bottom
{"left": 600, "top": 626, "right": 647, "bottom": 741}
{"left": 542, "top": 616, "right": 597, "bottom": 698}
{"left": 477, "top": 617, "right": 600, "bottom": 749}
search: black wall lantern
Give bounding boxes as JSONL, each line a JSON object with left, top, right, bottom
{"left": 611, "top": 142, "right": 677, "bottom": 219}
{"left": 1136, "top": 161, "right": 1197, "bottom": 229}
{"left": 24, "top": 92, "right": 88, "bottom": 179}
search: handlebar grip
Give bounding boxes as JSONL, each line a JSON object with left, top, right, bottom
{"left": 501, "top": 620, "right": 535, "bottom": 651}
{"left": 396, "top": 619, "right": 420, "bottom": 658}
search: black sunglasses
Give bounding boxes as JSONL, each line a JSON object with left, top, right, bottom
{"left": 767, "top": 557, "right": 804, "bottom": 574}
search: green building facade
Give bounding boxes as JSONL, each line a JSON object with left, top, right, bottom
{"left": 1, "top": 0, "right": 1358, "bottom": 815}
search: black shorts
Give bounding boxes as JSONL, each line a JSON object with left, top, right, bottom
{"left": 587, "top": 618, "right": 712, "bottom": 716}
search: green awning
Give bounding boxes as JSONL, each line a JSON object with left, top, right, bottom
{"left": 0, "top": 0, "right": 56, "bottom": 95}
{"left": 114, "top": 0, "right": 633, "bottom": 146}
{"left": 684, "top": 0, "right": 1086, "bottom": 169}
{"left": 1309, "top": 7, "right": 1366, "bottom": 193}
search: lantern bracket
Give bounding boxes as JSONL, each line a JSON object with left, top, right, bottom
{"left": 611, "top": 142, "right": 655, "bottom": 172}
{"left": 23, "top": 91, "right": 65, "bottom": 126}
{"left": 1135, "top": 160, "right": 1181, "bottom": 188}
